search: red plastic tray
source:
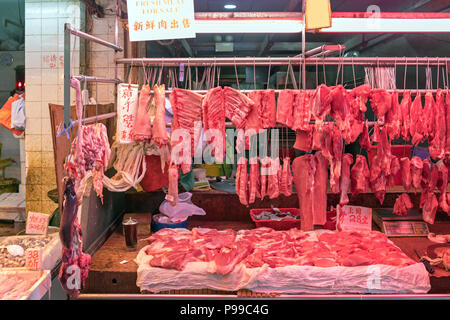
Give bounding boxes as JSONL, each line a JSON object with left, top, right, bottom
{"left": 250, "top": 208, "right": 301, "bottom": 231}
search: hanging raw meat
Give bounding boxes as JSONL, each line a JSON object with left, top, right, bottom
{"left": 202, "top": 87, "right": 225, "bottom": 162}
{"left": 152, "top": 84, "right": 169, "bottom": 147}
{"left": 400, "top": 157, "right": 412, "bottom": 192}
{"left": 410, "top": 93, "right": 425, "bottom": 145}
{"left": 421, "top": 190, "right": 439, "bottom": 224}
{"left": 133, "top": 84, "right": 152, "bottom": 141}
{"left": 423, "top": 92, "right": 436, "bottom": 141}
{"left": 446, "top": 91, "right": 450, "bottom": 156}
{"left": 170, "top": 88, "right": 204, "bottom": 173}
{"left": 312, "top": 151, "right": 328, "bottom": 226}
{"left": 329, "top": 125, "right": 343, "bottom": 194}
{"left": 349, "top": 84, "right": 371, "bottom": 114}
{"left": 293, "top": 129, "right": 313, "bottom": 152}
{"left": 246, "top": 91, "right": 262, "bottom": 138}
{"left": 259, "top": 89, "right": 277, "bottom": 128}
{"left": 292, "top": 91, "right": 312, "bottom": 131}
{"left": 411, "top": 156, "right": 424, "bottom": 190}
{"left": 259, "top": 156, "right": 270, "bottom": 199}
{"left": 224, "top": 86, "right": 254, "bottom": 129}
{"left": 385, "top": 91, "right": 401, "bottom": 140}
{"left": 330, "top": 85, "right": 351, "bottom": 139}
{"left": 292, "top": 155, "right": 315, "bottom": 231}
{"left": 311, "top": 84, "right": 332, "bottom": 120}
{"left": 248, "top": 157, "right": 261, "bottom": 204}
{"left": 166, "top": 163, "right": 179, "bottom": 206}
{"left": 339, "top": 153, "right": 354, "bottom": 206}
{"left": 399, "top": 91, "right": 412, "bottom": 141}
{"left": 359, "top": 120, "right": 371, "bottom": 150}
{"left": 388, "top": 156, "right": 401, "bottom": 187}
{"left": 346, "top": 84, "right": 371, "bottom": 144}
{"left": 276, "top": 89, "right": 295, "bottom": 128}
{"left": 236, "top": 157, "right": 249, "bottom": 206}
{"left": 436, "top": 160, "right": 449, "bottom": 213}
{"left": 429, "top": 89, "right": 446, "bottom": 159}
{"left": 393, "top": 194, "right": 413, "bottom": 217}
{"left": 59, "top": 178, "right": 91, "bottom": 298}
{"left": 421, "top": 159, "right": 432, "bottom": 190}
{"left": 370, "top": 88, "right": 392, "bottom": 119}
{"left": 280, "top": 157, "right": 293, "bottom": 197}
{"left": 267, "top": 158, "right": 281, "bottom": 199}
{"left": 350, "top": 155, "right": 370, "bottom": 195}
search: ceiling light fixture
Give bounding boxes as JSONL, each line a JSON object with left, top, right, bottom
{"left": 224, "top": 4, "right": 237, "bottom": 10}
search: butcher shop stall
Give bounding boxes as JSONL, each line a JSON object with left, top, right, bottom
{"left": 3, "top": 0, "right": 450, "bottom": 301}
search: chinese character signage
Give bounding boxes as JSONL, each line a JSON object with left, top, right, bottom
{"left": 336, "top": 205, "right": 372, "bottom": 232}
{"left": 117, "top": 83, "right": 139, "bottom": 144}
{"left": 25, "top": 248, "right": 42, "bottom": 270}
{"left": 26, "top": 212, "right": 49, "bottom": 235}
{"left": 127, "top": 0, "right": 196, "bottom": 42}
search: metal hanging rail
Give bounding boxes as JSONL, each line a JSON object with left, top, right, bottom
{"left": 72, "top": 76, "right": 122, "bottom": 84}
{"left": 116, "top": 56, "right": 450, "bottom": 67}
{"left": 65, "top": 23, "right": 123, "bottom": 52}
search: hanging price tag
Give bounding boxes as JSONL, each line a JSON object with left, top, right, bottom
{"left": 336, "top": 205, "right": 372, "bottom": 232}
{"left": 26, "top": 211, "right": 49, "bottom": 235}
{"left": 25, "top": 248, "right": 42, "bottom": 270}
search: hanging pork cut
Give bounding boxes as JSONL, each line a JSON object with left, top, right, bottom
{"left": 246, "top": 90, "right": 276, "bottom": 149}
{"left": 399, "top": 91, "right": 412, "bottom": 141}
{"left": 248, "top": 157, "right": 261, "bottom": 204}
{"left": 423, "top": 92, "right": 436, "bottom": 142}
{"left": 152, "top": 84, "right": 169, "bottom": 147}
{"left": 329, "top": 125, "right": 343, "bottom": 194}
{"left": 346, "top": 84, "right": 371, "bottom": 143}
{"left": 385, "top": 91, "right": 401, "bottom": 140}
{"left": 410, "top": 93, "right": 425, "bottom": 145}
{"left": 259, "top": 156, "right": 270, "bottom": 199}
{"left": 400, "top": 157, "right": 412, "bottom": 192}
{"left": 436, "top": 160, "right": 449, "bottom": 213}
{"left": 133, "top": 84, "right": 152, "bottom": 141}
{"left": 202, "top": 87, "right": 226, "bottom": 162}
{"left": 292, "top": 91, "right": 312, "bottom": 131}
{"left": 292, "top": 155, "right": 315, "bottom": 231}
{"left": 224, "top": 86, "right": 254, "bottom": 129}
{"left": 393, "top": 193, "right": 413, "bottom": 217}
{"left": 339, "top": 153, "right": 354, "bottom": 206}
{"left": 421, "top": 190, "right": 439, "bottom": 224}
{"left": 276, "top": 89, "right": 295, "bottom": 128}
{"left": 429, "top": 89, "right": 446, "bottom": 159}
{"left": 311, "top": 84, "right": 332, "bottom": 120}
{"left": 446, "top": 91, "right": 450, "bottom": 156}
{"left": 370, "top": 88, "right": 392, "bottom": 119}
{"left": 350, "top": 155, "right": 370, "bottom": 195}
{"left": 166, "top": 163, "right": 179, "bottom": 206}
{"left": 293, "top": 129, "right": 313, "bottom": 152}
{"left": 170, "top": 88, "right": 204, "bottom": 173}
{"left": 359, "top": 120, "right": 371, "bottom": 150}
{"left": 267, "top": 158, "right": 281, "bottom": 199}
{"left": 312, "top": 152, "right": 328, "bottom": 226}
{"left": 388, "top": 156, "right": 401, "bottom": 187}
{"left": 410, "top": 156, "right": 424, "bottom": 190}
{"left": 330, "top": 85, "right": 352, "bottom": 141}
{"left": 280, "top": 157, "right": 293, "bottom": 197}
{"left": 236, "top": 157, "right": 249, "bottom": 206}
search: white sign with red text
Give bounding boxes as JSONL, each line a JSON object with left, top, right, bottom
{"left": 117, "top": 83, "right": 139, "bottom": 144}
{"left": 25, "top": 248, "right": 42, "bottom": 270}
{"left": 26, "top": 211, "right": 49, "bottom": 235}
{"left": 336, "top": 205, "right": 372, "bottom": 232}
{"left": 127, "top": 0, "right": 196, "bottom": 42}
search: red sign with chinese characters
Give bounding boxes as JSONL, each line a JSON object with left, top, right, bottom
{"left": 25, "top": 248, "right": 42, "bottom": 270}
{"left": 26, "top": 211, "right": 49, "bottom": 235}
{"left": 127, "top": 0, "right": 196, "bottom": 41}
{"left": 336, "top": 205, "right": 372, "bottom": 232}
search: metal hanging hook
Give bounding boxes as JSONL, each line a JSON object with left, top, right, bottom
{"left": 266, "top": 57, "right": 271, "bottom": 89}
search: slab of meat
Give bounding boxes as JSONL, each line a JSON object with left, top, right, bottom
{"left": 399, "top": 91, "right": 412, "bottom": 141}
{"left": 369, "top": 155, "right": 387, "bottom": 205}
{"left": 420, "top": 190, "right": 439, "bottom": 224}
{"left": 411, "top": 156, "right": 424, "bottom": 190}
{"left": 280, "top": 157, "right": 293, "bottom": 197}
{"left": 236, "top": 157, "right": 249, "bottom": 206}
{"left": 293, "top": 129, "right": 313, "bottom": 152}
{"left": 276, "top": 89, "right": 295, "bottom": 128}
{"left": 292, "top": 155, "right": 315, "bottom": 231}
{"left": 400, "top": 157, "right": 412, "bottom": 191}
{"left": 292, "top": 91, "right": 312, "bottom": 131}
{"left": 152, "top": 84, "right": 169, "bottom": 147}
{"left": 436, "top": 160, "right": 449, "bottom": 213}
{"left": 166, "top": 163, "right": 179, "bottom": 206}
{"left": 259, "top": 89, "right": 277, "bottom": 128}
{"left": 224, "top": 86, "right": 254, "bottom": 129}
{"left": 311, "top": 84, "right": 332, "bottom": 120}
{"left": 339, "top": 153, "right": 354, "bottom": 206}
{"left": 385, "top": 91, "right": 401, "bottom": 140}
{"left": 248, "top": 157, "right": 261, "bottom": 204}
{"left": 388, "top": 156, "right": 401, "bottom": 187}
{"left": 259, "top": 157, "right": 270, "bottom": 199}
{"left": 170, "top": 88, "right": 203, "bottom": 172}
{"left": 313, "top": 151, "right": 329, "bottom": 226}
{"left": 59, "top": 178, "right": 91, "bottom": 298}
{"left": 267, "top": 158, "right": 281, "bottom": 199}
{"left": 133, "top": 84, "right": 152, "bottom": 141}
{"left": 330, "top": 85, "right": 351, "bottom": 139}
{"left": 359, "top": 120, "right": 371, "bottom": 150}
{"left": 370, "top": 88, "right": 392, "bottom": 119}
{"left": 446, "top": 91, "right": 450, "bottom": 156}
{"left": 393, "top": 193, "right": 413, "bottom": 217}
{"left": 329, "top": 125, "right": 343, "bottom": 194}
{"left": 429, "top": 89, "right": 446, "bottom": 159}
{"left": 423, "top": 91, "right": 436, "bottom": 142}
{"left": 202, "top": 87, "right": 225, "bottom": 162}
{"left": 410, "top": 93, "right": 425, "bottom": 145}
{"left": 351, "top": 155, "right": 370, "bottom": 195}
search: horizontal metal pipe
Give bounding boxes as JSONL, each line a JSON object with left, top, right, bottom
{"left": 165, "top": 121, "right": 383, "bottom": 129}
{"left": 66, "top": 23, "right": 123, "bottom": 52}
{"left": 77, "top": 293, "right": 450, "bottom": 300}
{"left": 302, "top": 45, "right": 346, "bottom": 58}
{"left": 72, "top": 75, "right": 122, "bottom": 84}
{"left": 151, "top": 89, "right": 443, "bottom": 95}
{"left": 71, "top": 112, "right": 117, "bottom": 127}
{"left": 116, "top": 56, "right": 450, "bottom": 67}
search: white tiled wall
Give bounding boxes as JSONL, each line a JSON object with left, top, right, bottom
{"left": 24, "top": 0, "right": 83, "bottom": 214}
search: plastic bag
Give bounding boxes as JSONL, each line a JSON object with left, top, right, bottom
{"left": 159, "top": 192, "right": 205, "bottom": 220}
